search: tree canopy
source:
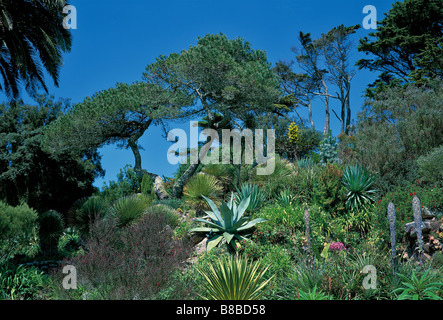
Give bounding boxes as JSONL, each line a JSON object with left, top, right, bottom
{"left": 357, "top": 0, "right": 443, "bottom": 94}
{"left": 0, "top": 0, "right": 72, "bottom": 100}
{"left": 0, "top": 95, "right": 103, "bottom": 213}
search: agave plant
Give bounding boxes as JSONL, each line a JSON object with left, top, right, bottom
{"left": 190, "top": 194, "right": 267, "bottom": 251}
{"left": 196, "top": 255, "right": 273, "bottom": 300}
{"left": 234, "top": 183, "right": 267, "bottom": 213}
{"left": 183, "top": 173, "right": 223, "bottom": 216}
{"left": 341, "top": 165, "right": 377, "bottom": 210}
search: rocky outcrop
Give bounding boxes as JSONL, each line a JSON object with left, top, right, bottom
{"left": 401, "top": 206, "right": 442, "bottom": 262}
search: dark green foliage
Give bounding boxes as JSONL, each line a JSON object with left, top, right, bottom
{"left": 0, "top": 0, "right": 72, "bottom": 100}
{"left": 0, "top": 262, "right": 46, "bottom": 300}
{"left": 0, "top": 202, "right": 38, "bottom": 262}
{"left": 111, "top": 194, "right": 152, "bottom": 228}
{"left": 0, "top": 96, "right": 103, "bottom": 213}
{"left": 144, "top": 204, "right": 181, "bottom": 229}
{"left": 141, "top": 173, "right": 155, "bottom": 196}
{"left": 100, "top": 165, "right": 143, "bottom": 202}
{"left": 416, "top": 145, "right": 443, "bottom": 184}
{"left": 357, "top": 0, "right": 443, "bottom": 93}
{"left": 354, "top": 81, "right": 442, "bottom": 193}
{"left": 38, "top": 210, "right": 64, "bottom": 256}
{"left": 67, "top": 196, "right": 110, "bottom": 237}
{"left": 313, "top": 164, "right": 346, "bottom": 215}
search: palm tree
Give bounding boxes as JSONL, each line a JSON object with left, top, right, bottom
{"left": 0, "top": 0, "right": 72, "bottom": 100}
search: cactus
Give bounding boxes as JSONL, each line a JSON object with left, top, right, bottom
{"left": 387, "top": 201, "right": 397, "bottom": 274}
{"left": 412, "top": 195, "right": 424, "bottom": 263}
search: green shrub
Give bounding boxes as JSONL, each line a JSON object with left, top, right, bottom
{"left": 144, "top": 204, "right": 180, "bottom": 229}
{"left": 252, "top": 155, "right": 296, "bottom": 199}
{"left": 67, "top": 196, "right": 110, "bottom": 237}
{"left": 183, "top": 173, "right": 223, "bottom": 215}
{"left": 374, "top": 182, "right": 442, "bottom": 233}
{"left": 201, "top": 163, "right": 235, "bottom": 194}
{"left": 111, "top": 194, "right": 152, "bottom": 227}
{"left": 0, "top": 202, "right": 38, "bottom": 262}
{"left": 416, "top": 145, "right": 443, "bottom": 184}
{"left": 100, "top": 164, "right": 143, "bottom": 202}
{"left": 140, "top": 173, "right": 155, "bottom": 196}
{"left": 58, "top": 228, "right": 83, "bottom": 257}
{"left": 313, "top": 163, "right": 346, "bottom": 215}
{"left": 38, "top": 210, "right": 65, "bottom": 256}
{"left": 0, "top": 262, "right": 46, "bottom": 300}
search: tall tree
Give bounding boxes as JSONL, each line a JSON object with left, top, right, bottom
{"left": 0, "top": 0, "right": 72, "bottom": 100}
{"left": 43, "top": 82, "right": 191, "bottom": 199}
{"left": 0, "top": 95, "right": 103, "bottom": 213}
{"left": 144, "top": 33, "right": 281, "bottom": 197}
{"left": 357, "top": 0, "right": 443, "bottom": 95}
{"left": 320, "top": 24, "right": 360, "bottom": 134}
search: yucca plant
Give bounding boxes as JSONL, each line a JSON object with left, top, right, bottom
{"left": 234, "top": 183, "right": 267, "bottom": 213}
{"left": 190, "top": 194, "right": 267, "bottom": 251}
{"left": 393, "top": 269, "right": 443, "bottom": 300}
{"left": 111, "top": 194, "right": 152, "bottom": 227}
{"left": 277, "top": 189, "right": 295, "bottom": 206}
{"left": 202, "top": 164, "right": 235, "bottom": 193}
{"left": 196, "top": 255, "right": 273, "bottom": 300}
{"left": 341, "top": 165, "right": 377, "bottom": 210}
{"left": 38, "top": 210, "right": 65, "bottom": 256}
{"left": 183, "top": 173, "right": 223, "bottom": 216}
{"left": 67, "top": 196, "right": 110, "bottom": 237}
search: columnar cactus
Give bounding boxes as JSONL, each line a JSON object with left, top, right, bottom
{"left": 412, "top": 195, "right": 424, "bottom": 263}
{"left": 387, "top": 202, "right": 397, "bottom": 273}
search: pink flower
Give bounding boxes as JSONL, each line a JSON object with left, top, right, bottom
{"left": 329, "top": 242, "right": 346, "bottom": 252}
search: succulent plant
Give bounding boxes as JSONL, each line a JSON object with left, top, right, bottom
{"left": 341, "top": 165, "right": 377, "bottom": 210}
{"left": 190, "top": 194, "right": 267, "bottom": 251}
{"left": 234, "top": 183, "right": 267, "bottom": 213}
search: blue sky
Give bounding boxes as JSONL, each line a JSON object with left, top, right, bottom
{"left": 13, "top": 0, "right": 398, "bottom": 189}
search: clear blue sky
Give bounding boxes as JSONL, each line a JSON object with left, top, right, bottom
{"left": 14, "top": 0, "right": 398, "bottom": 189}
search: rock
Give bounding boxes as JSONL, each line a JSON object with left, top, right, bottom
{"left": 423, "top": 243, "right": 431, "bottom": 253}
{"left": 404, "top": 220, "right": 432, "bottom": 237}
{"left": 422, "top": 206, "right": 435, "bottom": 219}
{"left": 194, "top": 237, "right": 208, "bottom": 256}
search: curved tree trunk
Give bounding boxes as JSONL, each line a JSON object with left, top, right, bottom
{"left": 126, "top": 119, "right": 171, "bottom": 199}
